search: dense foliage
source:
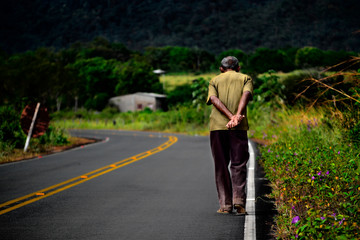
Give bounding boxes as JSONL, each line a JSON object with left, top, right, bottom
{"left": 0, "top": 39, "right": 162, "bottom": 111}
{"left": 0, "top": 105, "right": 69, "bottom": 162}
{"left": 258, "top": 109, "right": 360, "bottom": 239}
{"left": 0, "top": 106, "right": 25, "bottom": 150}
{"left": 249, "top": 64, "right": 360, "bottom": 239}
{"left": 1, "top": 0, "right": 359, "bottom": 54}
{"left": 1, "top": 37, "right": 357, "bottom": 112}
{"left": 144, "top": 46, "right": 215, "bottom": 72}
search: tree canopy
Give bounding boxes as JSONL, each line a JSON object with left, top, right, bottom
{"left": 0, "top": 0, "right": 359, "bottom": 54}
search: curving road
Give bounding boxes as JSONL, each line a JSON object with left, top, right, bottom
{"left": 0, "top": 130, "right": 273, "bottom": 240}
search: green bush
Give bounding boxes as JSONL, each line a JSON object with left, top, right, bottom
{"left": 253, "top": 70, "right": 286, "bottom": 108}
{"left": 38, "top": 126, "right": 69, "bottom": 145}
{"left": 322, "top": 50, "right": 357, "bottom": 69}
{"left": 349, "top": 122, "right": 360, "bottom": 148}
{"left": 280, "top": 70, "right": 326, "bottom": 105}
{"left": 295, "top": 47, "right": 324, "bottom": 68}
{"left": 84, "top": 92, "right": 110, "bottom": 111}
{"left": 0, "top": 106, "right": 25, "bottom": 150}
{"left": 166, "top": 84, "right": 193, "bottom": 107}
{"left": 67, "top": 57, "right": 120, "bottom": 110}
{"left": 248, "top": 48, "right": 291, "bottom": 73}
{"left": 191, "top": 77, "right": 210, "bottom": 110}
{"left": 114, "top": 58, "right": 163, "bottom": 95}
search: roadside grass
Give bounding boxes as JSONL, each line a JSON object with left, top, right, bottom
{"left": 248, "top": 104, "right": 328, "bottom": 142}
{"left": 253, "top": 106, "right": 360, "bottom": 239}
{"left": 52, "top": 106, "right": 211, "bottom": 136}
{"left": 0, "top": 135, "right": 95, "bottom": 164}
{"left": 258, "top": 69, "right": 341, "bottom": 82}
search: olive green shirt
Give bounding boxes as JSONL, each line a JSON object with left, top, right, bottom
{"left": 206, "top": 71, "right": 253, "bottom": 131}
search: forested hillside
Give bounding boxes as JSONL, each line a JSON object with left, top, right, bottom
{"left": 1, "top": 0, "right": 359, "bottom": 54}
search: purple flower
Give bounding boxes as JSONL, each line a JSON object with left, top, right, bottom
{"left": 311, "top": 176, "right": 315, "bottom": 180}
{"left": 317, "top": 171, "right": 322, "bottom": 176}
{"left": 321, "top": 217, "right": 326, "bottom": 220}
{"left": 273, "top": 168, "right": 276, "bottom": 172}
{"left": 326, "top": 171, "right": 329, "bottom": 175}
{"left": 339, "top": 218, "right": 345, "bottom": 225}
{"left": 276, "top": 155, "right": 279, "bottom": 158}
{"left": 292, "top": 216, "right": 300, "bottom": 224}
{"left": 262, "top": 133, "right": 267, "bottom": 139}
{"left": 268, "top": 148, "right": 271, "bottom": 153}
{"left": 338, "top": 151, "right": 341, "bottom": 154}
{"left": 307, "top": 120, "right": 312, "bottom": 131}
{"left": 294, "top": 152, "right": 298, "bottom": 156}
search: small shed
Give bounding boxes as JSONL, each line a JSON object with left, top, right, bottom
{"left": 109, "top": 92, "right": 167, "bottom": 112}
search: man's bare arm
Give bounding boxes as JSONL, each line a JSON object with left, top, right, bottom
{"left": 226, "top": 91, "right": 252, "bottom": 128}
{"left": 236, "top": 91, "right": 252, "bottom": 116}
{"left": 209, "top": 95, "right": 233, "bottom": 120}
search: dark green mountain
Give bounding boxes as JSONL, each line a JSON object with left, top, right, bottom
{"left": 1, "top": 0, "right": 359, "bottom": 54}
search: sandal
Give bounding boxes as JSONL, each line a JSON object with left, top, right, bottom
{"left": 217, "top": 208, "right": 232, "bottom": 214}
{"left": 234, "top": 204, "right": 246, "bottom": 216}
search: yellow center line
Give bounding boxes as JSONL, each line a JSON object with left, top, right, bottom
{"left": 0, "top": 135, "right": 178, "bottom": 215}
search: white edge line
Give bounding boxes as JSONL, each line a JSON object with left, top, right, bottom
{"left": 244, "top": 140, "right": 256, "bottom": 240}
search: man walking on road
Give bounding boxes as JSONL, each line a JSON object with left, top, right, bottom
{"left": 206, "top": 56, "right": 253, "bottom": 215}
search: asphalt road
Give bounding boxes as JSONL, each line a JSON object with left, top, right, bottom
{"left": 0, "top": 130, "right": 274, "bottom": 240}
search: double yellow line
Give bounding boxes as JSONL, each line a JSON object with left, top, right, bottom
{"left": 0, "top": 135, "right": 178, "bottom": 215}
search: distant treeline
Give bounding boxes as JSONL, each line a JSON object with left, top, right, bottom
{"left": 1, "top": 37, "right": 358, "bottom": 112}
{"left": 1, "top": 0, "right": 359, "bottom": 54}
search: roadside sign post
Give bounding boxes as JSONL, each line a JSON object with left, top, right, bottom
{"left": 23, "top": 102, "right": 41, "bottom": 152}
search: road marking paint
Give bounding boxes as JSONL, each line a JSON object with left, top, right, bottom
{"left": 244, "top": 140, "right": 256, "bottom": 240}
{"left": 0, "top": 135, "right": 178, "bottom": 215}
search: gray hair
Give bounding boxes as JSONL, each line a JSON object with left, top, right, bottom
{"left": 221, "top": 56, "right": 239, "bottom": 70}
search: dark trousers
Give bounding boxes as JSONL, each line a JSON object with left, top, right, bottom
{"left": 210, "top": 130, "right": 249, "bottom": 211}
